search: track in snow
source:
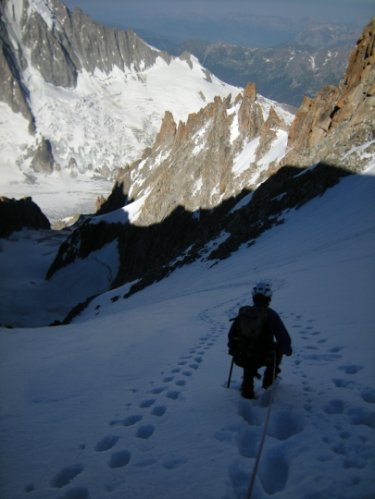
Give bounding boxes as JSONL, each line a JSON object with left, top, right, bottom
{"left": 22, "top": 304, "right": 374, "bottom": 498}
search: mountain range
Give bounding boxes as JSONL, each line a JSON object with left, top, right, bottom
{"left": 138, "top": 21, "right": 360, "bottom": 107}
{"left": 126, "top": 11, "right": 363, "bottom": 50}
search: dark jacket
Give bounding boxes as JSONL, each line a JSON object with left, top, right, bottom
{"left": 265, "top": 307, "right": 292, "bottom": 356}
{"left": 228, "top": 305, "right": 292, "bottom": 359}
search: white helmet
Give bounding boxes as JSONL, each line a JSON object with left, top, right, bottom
{"left": 252, "top": 282, "right": 272, "bottom": 298}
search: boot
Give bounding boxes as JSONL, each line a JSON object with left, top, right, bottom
{"left": 241, "top": 378, "right": 255, "bottom": 399}
{"left": 262, "top": 366, "right": 281, "bottom": 389}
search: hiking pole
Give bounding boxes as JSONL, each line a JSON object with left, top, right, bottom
{"left": 227, "top": 357, "right": 234, "bottom": 388}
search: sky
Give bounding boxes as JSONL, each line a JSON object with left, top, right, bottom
{"left": 63, "top": 0, "right": 374, "bottom": 46}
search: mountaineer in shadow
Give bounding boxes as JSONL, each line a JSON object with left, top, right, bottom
{"left": 228, "top": 282, "right": 292, "bottom": 399}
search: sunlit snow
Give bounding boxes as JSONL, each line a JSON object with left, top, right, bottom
{"left": 0, "top": 5, "right": 241, "bottom": 222}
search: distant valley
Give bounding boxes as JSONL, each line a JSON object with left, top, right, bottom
{"left": 138, "top": 20, "right": 360, "bottom": 106}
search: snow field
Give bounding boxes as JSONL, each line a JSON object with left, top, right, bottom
{"left": 1, "top": 172, "right": 114, "bottom": 224}
{"left": 0, "top": 167, "right": 374, "bottom": 498}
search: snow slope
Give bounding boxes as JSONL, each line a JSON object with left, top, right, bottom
{"left": 20, "top": 60, "right": 239, "bottom": 176}
{"left": 0, "top": 229, "right": 120, "bottom": 328}
{"left": 0, "top": 165, "right": 374, "bottom": 498}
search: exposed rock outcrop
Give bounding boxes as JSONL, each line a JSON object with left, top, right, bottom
{"left": 0, "top": 197, "right": 50, "bottom": 237}
{"left": 96, "top": 182, "right": 129, "bottom": 215}
{"left": 29, "top": 138, "right": 54, "bottom": 173}
{"left": 0, "top": 15, "right": 33, "bottom": 123}
{"left": 153, "top": 111, "right": 177, "bottom": 149}
{"left": 2, "top": 0, "right": 163, "bottom": 91}
{"left": 283, "top": 18, "right": 375, "bottom": 171}
{"left": 103, "top": 85, "right": 293, "bottom": 226}
{"left": 46, "top": 220, "right": 120, "bottom": 279}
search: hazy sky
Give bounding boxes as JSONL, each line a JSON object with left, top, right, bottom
{"left": 63, "top": 0, "right": 374, "bottom": 46}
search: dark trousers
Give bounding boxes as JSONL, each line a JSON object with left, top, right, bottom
{"left": 243, "top": 350, "right": 282, "bottom": 391}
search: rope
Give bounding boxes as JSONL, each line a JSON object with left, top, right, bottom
{"left": 245, "top": 351, "right": 278, "bottom": 499}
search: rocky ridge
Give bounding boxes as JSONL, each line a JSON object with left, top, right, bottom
{"left": 0, "top": 196, "right": 50, "bottom": 237}
{"left": 283, "top": 18, "right": 375, "bottom": 170}
{"left": 98, "top": 84, "right": 293, "bottom": 226}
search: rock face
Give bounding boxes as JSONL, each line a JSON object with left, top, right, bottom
{"left": 103, "top": 84, "right": 293, "bottom": 226}
{"left": 1, "top": 0, "right": 163, "bottom": 93}
{"left": 0, "top": 16, "right": 33, "bottom": 122}
{"left": 0, "top": 197, "right": 50, "bottom": 237}
{"left": 20, "top": 1, "right": 164, "bottom": 88}
{"left": 283, "top": 18, "right": 375, "bottom": 172}
{"left": 48, "top": 162, "right": 351, "bottom": 315}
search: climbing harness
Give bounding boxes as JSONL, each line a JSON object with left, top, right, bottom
{"left": 245, "top": 351, "right": 278, "bottom": 499}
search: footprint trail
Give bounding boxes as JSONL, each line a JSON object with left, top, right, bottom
{"left": 37, "top": 303, "right": 225, "bottom": 498}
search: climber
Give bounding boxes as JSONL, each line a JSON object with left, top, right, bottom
{"left": 228, "top": 282, "right": 292, "bottom": 399}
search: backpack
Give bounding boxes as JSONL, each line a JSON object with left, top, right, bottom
{"left": 237, "top": 305, "right": 267, "bottom": 339}
{"left": 231, "top": 306, "right": 268, "bottom": 367}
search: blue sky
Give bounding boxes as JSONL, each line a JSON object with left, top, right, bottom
{"left": 63, "top": 0, "right": 374, "bottom": 46}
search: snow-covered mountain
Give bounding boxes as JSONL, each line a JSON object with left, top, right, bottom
{"left": 0, "top": 0, "right": 239, "bottom": 218}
